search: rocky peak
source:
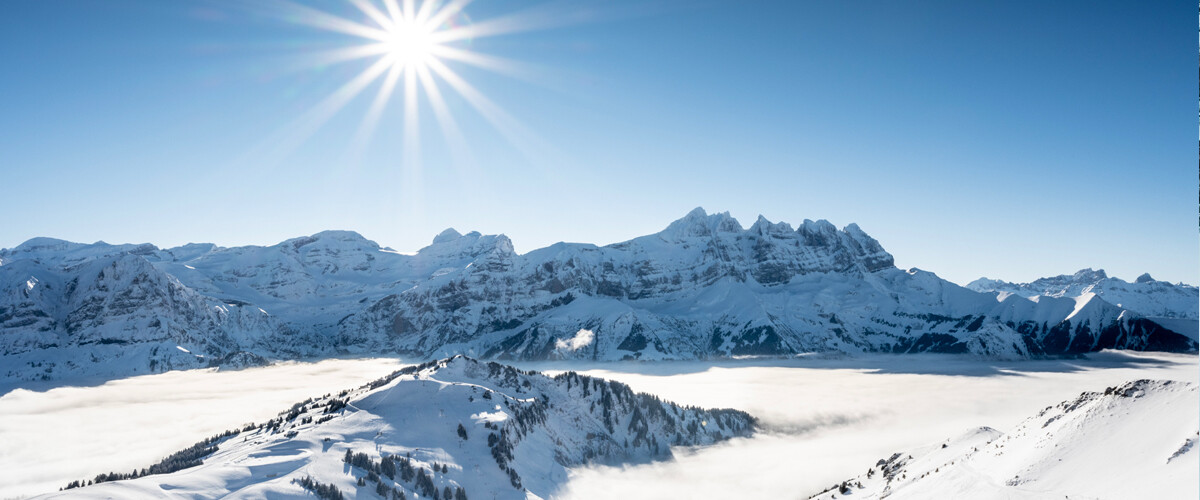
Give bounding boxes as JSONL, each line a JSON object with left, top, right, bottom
{"left": 658, "top": 207, "right": 743, "bottom": 241}
{"left": 416, "top": 231, "right": 515, "bottom": 268}
{"left": 1070, "top": 268, "right": 1109, "bottom": 282}
{"left": 432, "top": 228, "right": 463, "bottom": 245}
{"left": 840, "top": 223, "right": 893, "bottom": 269}
{"left": 748, "top": 215, "right": 794, "bottom": 236}
{"left": 1136, "top": 273, "right": 1155, "bottom": 284}
{"left": 796, "top": 219, "right": 839, "bottom": 246}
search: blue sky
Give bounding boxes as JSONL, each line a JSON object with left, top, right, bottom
{"left": 1, "top": 0, "right": 1195, "bottom": 285}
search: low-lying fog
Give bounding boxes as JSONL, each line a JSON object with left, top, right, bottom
{"left": 529, "top": 351, "right": 1198, "bottom": 499}
{"left": 1, "top": 352, "right": 1194, "bottom": 499}
{"left": 0, "top": 358, "right": 405, "bottom": 499}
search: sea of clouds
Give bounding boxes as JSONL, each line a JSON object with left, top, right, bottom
{"left": 1, "top": 351, "right": 1195, "bottom": 499}
{"left": 0, "top": 358, "right": 404, "bottom": 499}
{"left": 535, "top": 351, "right": 1199, "bottom": 499}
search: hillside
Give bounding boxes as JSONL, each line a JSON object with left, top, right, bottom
{"left": 41, "top": 356, "right": 754, "bottom": 499}
{"left": 811, "top": 379, "right": 1199, "bottom": 499}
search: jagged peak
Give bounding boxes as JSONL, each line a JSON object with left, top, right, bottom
{"left": 797, "top": 218, "right": 838, "bottom": 235}
{"left": 417, "top": 230, "right": 514, "bottom": 260}
{"left": 432, "top": 228, "right": 463, "bottom": 244}
{"left": 843, "top": 222, "right": 867, "bottom": 235}
{"left": 1136, "top": 273, "right": 1155, "bottom": 284}
{"left": 748, "top": 215, "right": 794, "bottom": 234}
{"left": 841, "top": 222, "right": 884, "bottom": 247}
{"left": 1070, "top": 268, "right": 1108, "bottom": 281}
{"left": 659, "top": 207, "right": 743, "bottom": 241}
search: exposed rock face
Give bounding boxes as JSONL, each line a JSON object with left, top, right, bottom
{"left": 2, "top": 209, "right": 1195, "bottom": 386}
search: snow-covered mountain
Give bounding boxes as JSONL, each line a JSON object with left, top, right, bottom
{"left": 337, "top": 210, "right": 1194, "bottom": 362}
{"left": 811, "top": 379, "right": 1199, "bottom": 499}
{"left": 43, "top": 356, "right": 754, "bottom": 499}
{"left": 967, "top": 268, "right": 1199, "bottom": 320}
{"left": 2, "top": 209, "right": 1195, "bottom": 387}
{"left": 0, "top": 230, "right": 501, "bottom": 384}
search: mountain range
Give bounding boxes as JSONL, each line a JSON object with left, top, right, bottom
{"left": 2, "top": 208, "right": 1195, "bottom": 387}
{"left": 966, "top": 268, "right": 1198, "bottom": 325}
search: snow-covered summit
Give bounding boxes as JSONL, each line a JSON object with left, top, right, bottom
{"left": 657, "top": 207, "right": 744, "bottom": 241}
{"left": 967, "top": 268, "right": 1198, "bottom": 319}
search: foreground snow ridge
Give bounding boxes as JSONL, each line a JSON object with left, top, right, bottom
{"left": 46, "top": 356, "right": 755, "bottom": 500}
{"left": 812, "top": 379, "right": 1200, "bottom": 499}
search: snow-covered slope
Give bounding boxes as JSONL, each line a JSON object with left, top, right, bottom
{"left": 3, "top": 209, "right": 1195, "bottom": 387}
{"left": 967, "top": 268, "right": 1199, "bottom": 320}
{"left": 812, "top": 379, "right": 1199, "bottom": 499}
{"left": 42, "top": 356, "right": 754, "bottom": 500}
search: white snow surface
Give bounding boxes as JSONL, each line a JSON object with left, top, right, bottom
{"left": 812, "top": 379, "right": 1199, "bottom": 499}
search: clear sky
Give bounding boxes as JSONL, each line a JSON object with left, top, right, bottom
{"left": 1, "top": 0, "right": 1195, "bottom": 286}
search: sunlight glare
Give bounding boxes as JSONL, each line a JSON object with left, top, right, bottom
{"left": 382, "top": 18, "right": 437, "bottom": 67}
{"left": 254, "top": 0, "right": 565, "bottom": 176}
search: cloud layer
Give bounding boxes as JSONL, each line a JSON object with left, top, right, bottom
{"left": 0, "top": 359, "right": 404, "bottom": 499}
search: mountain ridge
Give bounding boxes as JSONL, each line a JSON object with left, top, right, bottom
{"left": 2, "top": 208, "right": 1195, "bottom": 387}
{"left": 811, "top": 379, "right": 1199, "bottom": 499}
{"left": 43, "top": 355, "right": 755, "bottom": 500}
{"left": 967, "top": 267, "right": 1198, "bottom": 320}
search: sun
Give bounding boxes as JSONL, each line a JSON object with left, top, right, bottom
{"left": 380, "top": 17, "right": 439, "bottom": 68}
{"left": 255, "top": 0, "right": 564, "bottom": 185}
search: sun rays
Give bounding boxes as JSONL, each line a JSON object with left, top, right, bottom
{"left": 262, "top": 0, "right": 555, "bottom": 177}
